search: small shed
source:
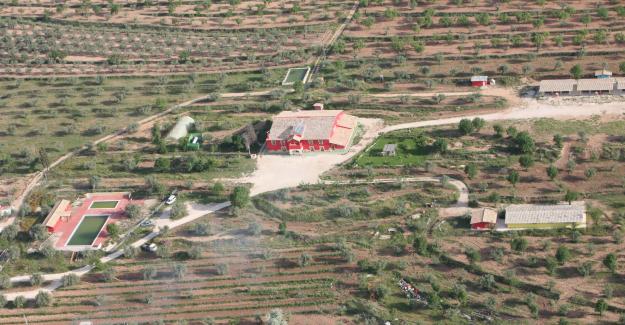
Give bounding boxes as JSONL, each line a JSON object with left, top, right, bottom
{"left": 166, "top": 116, "right": 195, "bottom": 140}
{"left": 186, "top": 133, "right": 203, "bottom": 150}
{"left": 471, "top": 76, "right": 488, "bottom": 87}
{"left": 382, "top": 144, "right": 397, "bottom": 156}
{"left": 595, "top": 69, "right": 612, "bottom": 79}
{"left": 470, "top": 208, "right": 498, "bottom": 230}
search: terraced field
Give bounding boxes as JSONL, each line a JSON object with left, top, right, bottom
{"left": 0, "top": 0, "right": 351, "bottom": 77}
{"left": 0, "top": 247, "right": 350, "bottom": 324}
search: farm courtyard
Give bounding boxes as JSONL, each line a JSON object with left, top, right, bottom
{"left": 1, "top": 0, "right": 625, "bottom": 324}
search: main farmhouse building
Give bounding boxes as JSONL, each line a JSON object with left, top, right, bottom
{"left": 265, "top": 107, "right": 357, "bottom": 154}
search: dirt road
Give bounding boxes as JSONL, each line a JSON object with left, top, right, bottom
{"left": 381, "top": 96, "right": 625, "bottom": 133}
{"left": 370, "top": 91, "right": 474, "bottom": 98}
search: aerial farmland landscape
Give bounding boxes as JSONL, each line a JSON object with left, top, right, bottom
{"left": 1, "top": 0, "right": 625, "bottom": 324}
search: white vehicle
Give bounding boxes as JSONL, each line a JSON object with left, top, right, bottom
{"left": 165, "top": 195, "right": 176, "bottom": 205}
{"left": 141, "top": 243, "right": 158, "bottom": 253}
{"left": 140, "top": 220, "right": 154, "bottom": 227}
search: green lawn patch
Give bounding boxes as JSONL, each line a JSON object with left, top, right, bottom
{"left": 282, "top": 67, "right": 310, "bottom": 85}
{"left": 355, "top": 132, "right": 429, "bottom": 167}
{"left": 89, "top": 200, "right": 119, "bottom": 209}
{"left": 67, "top": 215, "right": 109, "bottom": 246}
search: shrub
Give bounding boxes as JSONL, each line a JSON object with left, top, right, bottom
{"left": 248, "top": 222, "right": 262, "bottom": 236}
{"left": 62, "top": 274, "right": 80, "bottom": 287}
{"left": 216, "top": 263, "right": 229, "bottom": 275}
{"left": 30, "top": 224, "right": 48, "bottom": 241}
{"left": 595, "top": 298, "right": 608, "bottom": 316}
{"left": 479, "top": 274, "right": 496, "bottom": 291}
{"left": 375, "top": 284, "right": 390, "bottom": 299}
{"left": 511, "top": 237, "right": 529, "bottom": 253}
{"left": 458, "top": 119, "right": 474, "bottom": 135}
{"left": 124, "top": 246, "right": 138, "bottom": 259}
{"left": 35, "top": 291, "right": 53, "bottom": 307}
{"left": 230, "top": 186, "right": 250, "bottom": 208}
{"left": 0, "top": 274, "right": 12, "bottom": 289}
{"left": 189, "top": 246, "right": 203, "bottom": 260}
{"left": 170, "top": 200, "right": 188, "bottom": 220}
{"left": 603, "top": 253, "right": 617, "bottom": 273}
{"left": 465, "top": 248, "right": 481, "bottom": 264}
{"left": 106, "top": 223, "right": 120, "bottom": 239}
{"left": 125, "top": 204, "right": 142, "bottom": 219}
{"left": 191, "top": 223, "right": 211, "bottom": 236}
{"left": 30, "top": 273, "right": 44, "bottom": 286}
{"left": 555, "top": 245, "right": 571, "bottom": 265}
{"left": 142, "top": 266, "right": 157, "bottom": 280}
{"left": 13, "top": 296, "right": 26, "bottom": 308}
{"left": 298, "top": 253, "right": 312, "bottom": 267}
{"left": 172, "top": 263, "right": 187, "bottom": 279}
{"left": 577, "top": 261, "right": 593, "bottom": 277}
{"left": 464, "top": 163, "right": 478, "bottom": 179}
{"left": 265, "top": 308, "right": 288, "bottom": 325}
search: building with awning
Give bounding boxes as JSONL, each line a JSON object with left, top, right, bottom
{"left": 504, "top": 202, "right": 586, "bottom": 229}
{"left": 538, "top": 78, "right": 622, "bottom": 96}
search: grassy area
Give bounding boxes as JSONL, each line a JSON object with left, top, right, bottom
{"left": 531, "top": 118, "right": 625, "bottom": 137}
{"left": 89, "top": 201, "right": 119, "bottom": 209}
{"left": 67, "top": 215, "right": 109, "bottom": 246}
{"left": 355, "top": 131, "right": 429, "bottom": 167}
{"left": 283, "top": 67, "right": 310, "bottom": 84}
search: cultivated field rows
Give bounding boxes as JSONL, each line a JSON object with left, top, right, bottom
{"left": 0, "top": 0, "right": 353, "bottom": 30}
{"left": 1, "top": 246, "right": 350, "bottom": 324}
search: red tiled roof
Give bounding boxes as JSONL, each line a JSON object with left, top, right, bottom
{"left": 268, "top": 110, "right": 356, "bottom": 144}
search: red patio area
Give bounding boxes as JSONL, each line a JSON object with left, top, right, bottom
{"left": 43, "top": 192, "right": 140, "bottom": 250}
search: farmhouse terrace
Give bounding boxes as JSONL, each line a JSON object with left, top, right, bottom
{"left": 43, "top": 192, "right": 138, "bottom": 250}
{"left": 265, "top": 110, "right": 357, "bottom": 154}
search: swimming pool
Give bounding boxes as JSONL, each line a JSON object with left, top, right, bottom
{"left": 67, "top": 215, "right": 109, "bottom": 246}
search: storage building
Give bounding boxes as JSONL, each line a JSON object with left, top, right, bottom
{"left": 471, "top": 76, "right": 489, "bottom": 87}
{"left": 538, "top": 78, "right": 624, "bottom": 96}
{"left": 470, "top": 208, "right": 498, "bottom": 230}
{"left": 504, "top": 202, "right": 586, "bottom": 229}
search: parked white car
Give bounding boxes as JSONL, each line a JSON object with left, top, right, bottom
{"left": 165, "top": 195, "right": 176, "bottom": 205}
{"left": 141, "top": 243, "right": 158, "bottom": 253}
{"left": 140, "top": 220, "right": 154, "bottom": 227}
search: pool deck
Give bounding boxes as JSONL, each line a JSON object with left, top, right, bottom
{"left": 53, "top": 193, "right": 138, "bottom": 250}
